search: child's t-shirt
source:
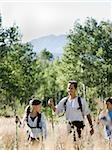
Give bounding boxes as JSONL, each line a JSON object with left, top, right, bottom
{"left": 99, "top": 110, "right": 112, "bottom": 140}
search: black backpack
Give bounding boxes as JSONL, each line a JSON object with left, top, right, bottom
{"left": 64, "top": 96, "right": 83, "bottom": 115}
{"left": 25, "top": 105, "right": 42, "bottom": 129}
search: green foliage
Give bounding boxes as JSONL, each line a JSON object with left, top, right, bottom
{"left": 39, "top": 48, "right": 54, "bottom": 61}
{"left": 0, "top": 18, "right": 43, "bottom": 111}
{"left": 61, "top": 18, "right": 112, "bottom": 94}
{"left": 0, "top": 105, "right": 14, "bottom": 117}
{"left": 58, "top": 18, "right": 112, "bottom": 112}
{"left": 1, "top": 16, "right": 112, "bottom": 117}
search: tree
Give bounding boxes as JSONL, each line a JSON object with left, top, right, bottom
{"left": 0, "top": 18, "right": 42, "bottom": 108}
{"left": 60, "top": 18, "right": 112, "bottom": 105}
{"left": 36, "top": 49, "right": 55, "bottom": 104}
{"left": 39, "top": 48, "right": 54, "bottom": 62}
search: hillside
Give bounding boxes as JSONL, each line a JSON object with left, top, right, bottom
{"left": 30, "top": 34, "right": 67, "bottom": 57}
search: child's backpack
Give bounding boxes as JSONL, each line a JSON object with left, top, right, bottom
{"left": 25, "top": 105, "right": 42, "bottom": 129}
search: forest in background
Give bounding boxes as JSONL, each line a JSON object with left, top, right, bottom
{"left": 0, "top": 15, "right": 112, "bottom": 117}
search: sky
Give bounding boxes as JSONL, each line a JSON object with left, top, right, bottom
{"left": 0, "top": 1, "right": 112, "bottom": 42}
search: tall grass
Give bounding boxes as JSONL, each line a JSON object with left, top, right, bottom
{"left": 0, "top": 117, "right": 111, "bottom": 150}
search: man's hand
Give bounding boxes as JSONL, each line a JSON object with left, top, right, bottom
{"left": 90, "top": 127, "right": 94, "bottom": 135}
{"left": 48, "top": 98, "right": 54, "bottom": 107}
{"left": 48, "top": 98, "right": 56, "bottom": 112}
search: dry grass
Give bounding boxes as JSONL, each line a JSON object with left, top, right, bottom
{"left": 0, "top": 117, "right": 111, "bottom": 150}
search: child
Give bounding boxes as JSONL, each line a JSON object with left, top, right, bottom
{"left": 99, "top": 97, "right": 112, "bottom": 140}
{"left": 16, "top": 99, "right": 47, "bottom": 144}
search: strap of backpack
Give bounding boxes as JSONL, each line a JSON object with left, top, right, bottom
{"left": 26, "top": 105, "right": 30, "bottom": 123}
{"left": 63, "top": 97, "right": 68, "bottom": 111}
{"left": 78, "top": 96, "right": 82, "bottom": 112}
{"left": 78, "top": 96, "right": 84, "bottom": 118}
{"left": 36, "top": 113, "right": 42, "bottom": 129}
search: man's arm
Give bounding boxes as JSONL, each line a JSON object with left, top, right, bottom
{"left": 87, "top": 114, "right": 94, "bottom": 135}
{"left": 48, "top": 97, "right": 67, "bottom": 115}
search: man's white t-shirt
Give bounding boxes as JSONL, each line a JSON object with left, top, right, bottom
{"left": 56, "top": 96, "right": 90, "bottom": 122}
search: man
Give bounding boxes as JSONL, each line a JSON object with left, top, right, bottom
{"left": 48, "top": 80, "right": 94, "bottom": 141}
{"left": 98, "top": 97, "right": 112, "bottom": 140}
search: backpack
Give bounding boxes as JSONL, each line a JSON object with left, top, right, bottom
{"left": 25, "top": 105, "right": 42, "bottom": 129}
{"left": 63, "top": 96, "right": 84, "bottom": 117}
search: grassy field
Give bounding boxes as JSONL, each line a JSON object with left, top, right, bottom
{"left": 0, "top": 117, "right": 111, "bottom": 150}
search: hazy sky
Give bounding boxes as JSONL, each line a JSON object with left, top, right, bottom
{"left": 0, "top": 1, "right": 112, "bottom": 42}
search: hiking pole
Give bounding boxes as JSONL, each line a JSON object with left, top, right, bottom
{"left": 13, "top": 97, "right": 19, "bottom": 150}
{"left": 50, "top": 97, "right": 54, "bottom": 131}
{"left": 48, "top": 97, "right": 54, "bottom": 131}
{"left": 50, "top": 105, "right": 54, "bottom": 131}
{"left": 41, "top": 136, "right": 45, "bottom": 150}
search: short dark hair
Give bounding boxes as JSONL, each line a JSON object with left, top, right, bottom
{"left": 30, "top": 99, "right": 41, "bottom": 105}
{"left": 68, "top": 80, "right": 77, "bottom": 89}
{"left": 106, "top": 97, "right": 112, "bottom": 104}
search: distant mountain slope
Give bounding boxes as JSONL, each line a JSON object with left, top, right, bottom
{"left": 30, "top": 34, "right": 67, "bottom": 57}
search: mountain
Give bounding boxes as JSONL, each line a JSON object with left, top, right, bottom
{"left": 30, "top": 34, "right": 67, "bottom": 57}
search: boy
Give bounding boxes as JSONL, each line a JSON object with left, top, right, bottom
{"left": 99, "top": 97, "right": 112, "bottom": 140}
{"left": 16, "top": 99, "right": 47, "bottom": 144}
